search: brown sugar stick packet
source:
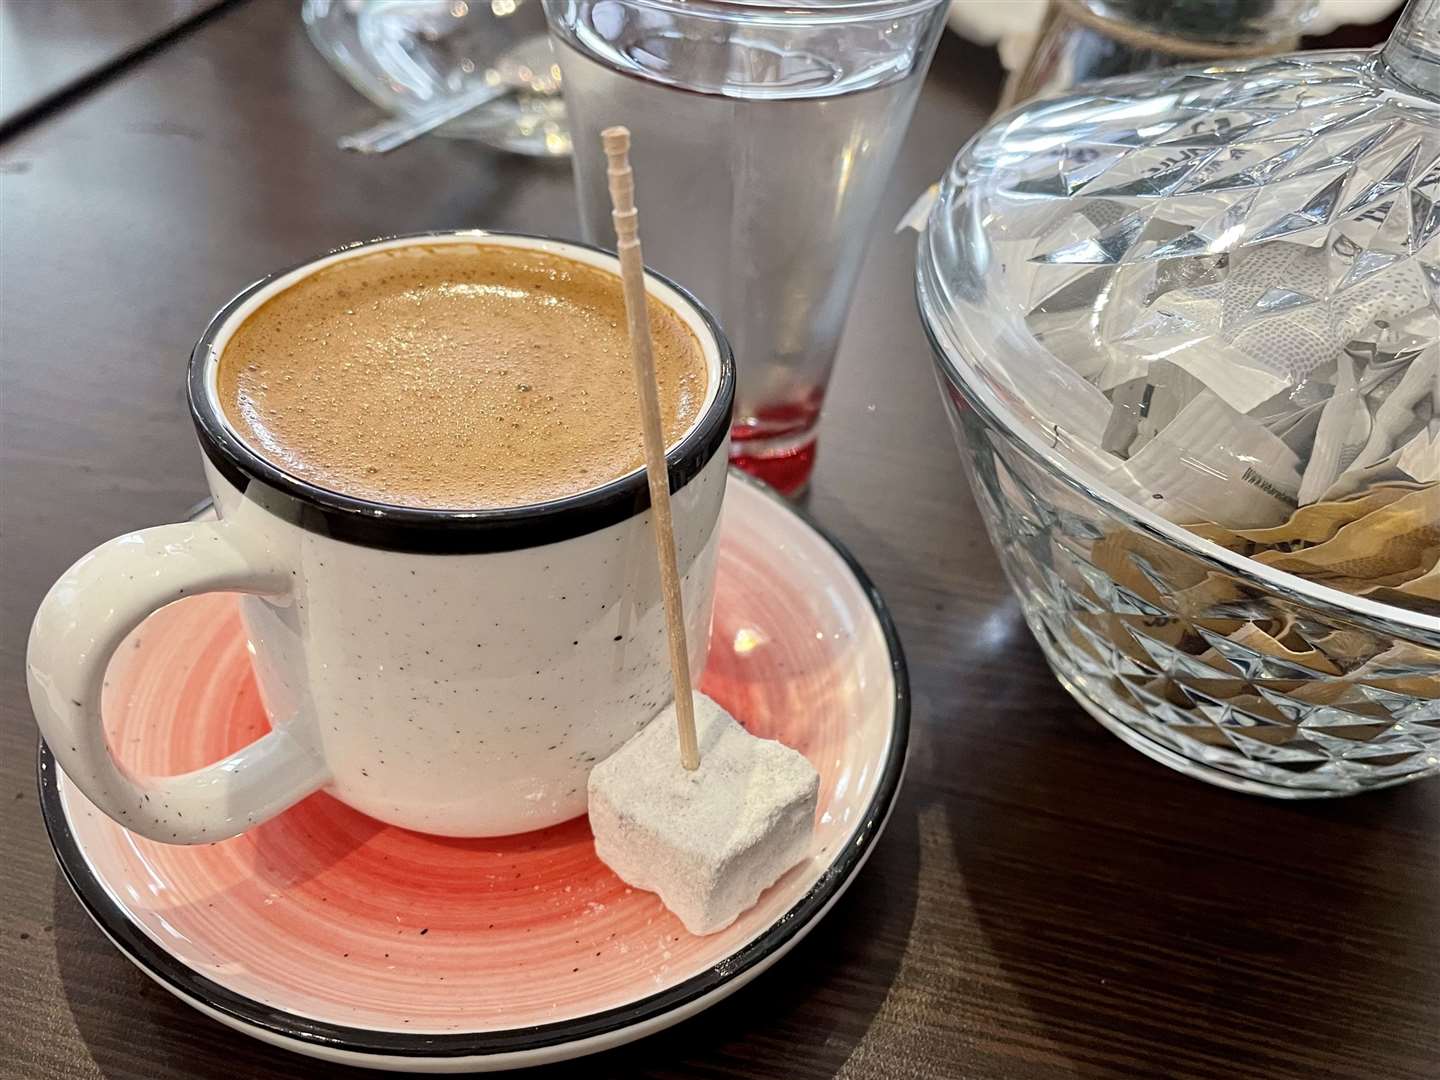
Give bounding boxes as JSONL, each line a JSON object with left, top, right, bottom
{"left": 1360, "top": 560, "right": 1440, "bottom": 615}
{"left": 1205, "top": 622, "right": 1342, "bottom": 677}
{"left": 1254, "top": 486, "right": 1440, "bottom": 588}
{"left": 1236, "top": 484, "right": 1426, "bottom": 549}
{"left": 1288, "top": 641, "right": 1440, "bottom": 706}
{"left": 1185, "top": 483, "right": 1425, "bottom": 556}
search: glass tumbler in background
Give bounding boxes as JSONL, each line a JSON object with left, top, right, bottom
{"left": 545, "top": 0, "right": 949, "bottom": 494}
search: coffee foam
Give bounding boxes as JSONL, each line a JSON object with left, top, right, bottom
{"left": 217, "top": 243, "right": 708, "bottom": 509}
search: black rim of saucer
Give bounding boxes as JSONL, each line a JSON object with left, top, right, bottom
{"left": 37, "top": 470, "right": 910, "bottom": 1060}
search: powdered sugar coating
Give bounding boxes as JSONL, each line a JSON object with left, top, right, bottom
{"left": 588, "top": 693, "right": 818, "bottom": 936}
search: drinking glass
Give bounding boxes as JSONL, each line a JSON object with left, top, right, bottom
{"left": 544, "top": 0, "right": 948, "bottom": 493}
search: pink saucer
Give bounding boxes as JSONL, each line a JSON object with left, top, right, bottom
{"left": 41, "top": 473, "right": 907, "bottom": 1071}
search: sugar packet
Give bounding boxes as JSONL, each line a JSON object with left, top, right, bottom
{"left": 1114, "top": 391, "right": 1302, "bottom": 529}
{"left": 1323, "top": 422, "right": 1440, "bottom": 501}
{"left": 1298, "top": 348, "right": 1366, "bottom": 505}
{"left": 1189, "top": 483, "right": 1424, "bottom": 555}
{"left": 1254, "top": 486, "right": 1440, "bottom": 588}
{"left": 1321, "top": 345, "right": 1438, "bottom": 497}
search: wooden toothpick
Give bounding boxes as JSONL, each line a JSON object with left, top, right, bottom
{"left": 602, "top": 126, "right": 701, "bottom": 772}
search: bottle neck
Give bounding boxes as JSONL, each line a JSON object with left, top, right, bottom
{"left": 1380, "top": 0, "right": 1440, "bottom": 99}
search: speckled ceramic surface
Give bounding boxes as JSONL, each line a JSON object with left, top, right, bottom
{"left": 29, "top": 231, "right": 734, "bottom": 845}
{"left": 41, "top": 475, "right": 908, "bottom": 1071}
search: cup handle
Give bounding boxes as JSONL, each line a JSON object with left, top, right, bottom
{"left": 27, "top": 520, "right": 331, "bottom": 844}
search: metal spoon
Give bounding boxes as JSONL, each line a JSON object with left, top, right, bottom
{"left": 338, "top": 37, "right": 561, "bottom": 155}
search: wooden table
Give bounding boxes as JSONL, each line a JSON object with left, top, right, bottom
{"left": 2, "top": 3, "right": 1436, "bottom": 1077}
{"left": 0, "top": 0, "right": 231, "bottom": 133}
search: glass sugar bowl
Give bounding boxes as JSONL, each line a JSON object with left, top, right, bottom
{"left": 918, "top": 0, "right": 1440, "bottom": 796}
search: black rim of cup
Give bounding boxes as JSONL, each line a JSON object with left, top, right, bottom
{"left": 187, "top": 230, "right": 737, "bottom": 554}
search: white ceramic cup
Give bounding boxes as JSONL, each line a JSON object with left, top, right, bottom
{"left": 27, "top": 231, "right": 734, "bottom": 844}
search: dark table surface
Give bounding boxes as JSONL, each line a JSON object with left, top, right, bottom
{"left": 2, "top": 3, "right": 1437, "bottom": 1078}
{"left": 0, "top": 0, "right": 230, "bottom": 133}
